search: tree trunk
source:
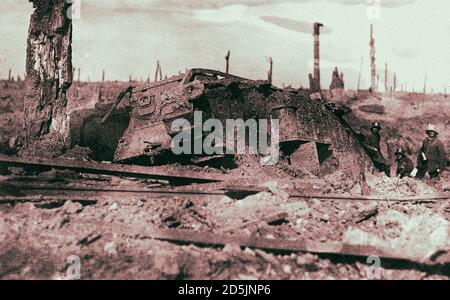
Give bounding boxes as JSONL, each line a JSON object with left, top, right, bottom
{"left": 22, "top": 0, "right": 72, "bottom": 150}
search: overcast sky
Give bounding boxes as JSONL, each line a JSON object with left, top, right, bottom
{"left": 0, "top": 0, "right": 449, "bottom": 91}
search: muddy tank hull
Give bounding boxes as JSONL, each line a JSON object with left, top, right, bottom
{"left": 93, "top": 68, "right": 374, "bottom": 177}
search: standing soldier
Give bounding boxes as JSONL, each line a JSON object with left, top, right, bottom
{"left": 362, "top": 122, "right": 390, "bottom": 176}
{"left": 394, "top": 148, "right": 414, "bottom": 178}
{"left": 416, "top": 124, "right": 447, "bottom": 179}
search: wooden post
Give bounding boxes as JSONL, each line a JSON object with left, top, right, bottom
{"left": 22, "top": 0, "right": 73, "bottom": 147}
{"left": 225, "top": 50, "right": 231, "bottom": 74}
{"left": 102, "top": 70, "right": 105, "bottom": 82}
{"left": 77, "top": 67, "right": 81, "bottom": 84}
{"left": 393, "top": 73, "right": 397, "bottom": 93}
{"left": 154, "top": 61, "right": 159, "bottom": 82}
{"left": 423, "top": 74, "right": 427, "bottom": 95}
{"left": 357, "top": 55, "right": 363, "bottom": 92}
{"left": 154, "top": 60, "right": 162, "bottom": 81}
{"left": 376, "top": 74, "right": 379, "bottom": 92}
{"left": 8, "top": 69, "right": 12, "bottom": 81}
{"left": 369, "top": 24, "right": 377, "bottom": 94}
{"left": 384, "top": 62, "right": 388, "bottom": 95}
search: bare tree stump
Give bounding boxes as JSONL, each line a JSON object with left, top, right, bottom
{"left": 21, "top": 0, "right": 73, "bottom": 156}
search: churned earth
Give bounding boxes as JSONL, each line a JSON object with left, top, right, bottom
{"left": 0, "top": 81, "right": 449, "bottom": 279}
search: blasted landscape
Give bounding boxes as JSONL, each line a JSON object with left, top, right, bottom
{"left": 0, "top": 0, "right": 449, "bottom": 280}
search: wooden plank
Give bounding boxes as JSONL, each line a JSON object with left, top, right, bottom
{"left": 0, "top": 154, "right": 225, "bottom": 184}
{"left": 145, "top": 228, "right": 427, "bottom": 263}
{"left": 223, "top": 212, "right": 288, "bottom": 233}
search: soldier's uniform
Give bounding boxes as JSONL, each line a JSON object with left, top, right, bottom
{"left": 395, "top": 149, "right": 414, "bottom": 178}
{"left": 417, "top": 125, "right": 447, "bottom": 179}
{"left": 362, "top": 122, "right": 390, "bottom": 176}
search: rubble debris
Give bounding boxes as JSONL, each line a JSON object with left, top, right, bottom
{"left": 223, "top": 212, "right": 289, "bottom": 233}
{"left": 354, "top": 204, "right": 379, "bottom": 223}
{"left": 103, "top": 242, "right": 118, "bottom": 256}
{"left": 38, "top": 169, "right": 81, "bottom": 181}
{"left": 343, "top": 208, "right": 450, "bottom": 262}
{"left": 78, "top": 232, "right": 102, "bottom": 246}
{"left": 63, "top": 201, "right": 83, "bottom": 214}
{"left": 60, "top": 146, "right": 93, "bottom": 161}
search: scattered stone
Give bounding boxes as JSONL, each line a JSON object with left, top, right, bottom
{"left": 59, "top": 216, "right": 70, "bottom": 228}
{"left": 282, "top": 264, "right": 292, "bottom": 274}
{"left": 104, "top": 241, "right": 118, "bottom": 256}
{"left": 63, "top": 201, "right": 83, "bottom": 214}
{"left": 320, "top": 214, "right": 330, "bottom": 222}
{"left": 109, "top": 203, "right": 118, "bottom": 211}
{"left": 223, "top": 243, "right": 241, "bottom": 254}
{"left": 262, "top": 181, "right": 290, "bottom": 201}
{"left": 60, "top": 146, "right": 93, "bottom": 161}
{"left": 162, "top": 213, "right": 181, "bottom": 228}
{"left": 254, "top": 249, "right": 279, "bottom": 266}
{"left": 154, "top": 250, "right": 181, "bottom": 278}
{"left": 243, "top": 247, "right": 256, "bottom": 256}
{"left": 354, "top": 204, "right": 378, "bottom": 223}
{"left": 296, "top": 254, "right": 317, "bottom": 267}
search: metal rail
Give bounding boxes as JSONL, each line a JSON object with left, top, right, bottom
{"left": 1, "top": 181, "right": 448, "bottom": 203}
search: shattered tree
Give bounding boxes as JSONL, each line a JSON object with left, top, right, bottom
{"left": 22, "top": 0, "right": 73, "bottom": 152}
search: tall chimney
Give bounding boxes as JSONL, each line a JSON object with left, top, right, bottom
{"left": 8, "top": 69, "right": 12, "bottom": 81}
{"left": 309, "top": 22, "right": 323, "bottom": 92}
{"left": 369, "top": 24, "right": 377, "bottom": 94}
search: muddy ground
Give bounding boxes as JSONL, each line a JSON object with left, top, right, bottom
{"left": 0, "top": 81, "right": 449, "bottom": 279}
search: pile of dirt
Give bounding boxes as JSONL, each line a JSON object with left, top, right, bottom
{"left": 365, "top": 174, "right": 437, "bottom": 198}
{"left": 18, "top": 134, "right": 66, "bottom": 159}
{"left": 343, "top": 207, "right": 450, "bottom": 262}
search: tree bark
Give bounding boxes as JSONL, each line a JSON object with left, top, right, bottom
{"left": 22, "top": 0, "right": 72, "bottom": 149}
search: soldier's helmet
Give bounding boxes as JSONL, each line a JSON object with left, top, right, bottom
{"left": 426, "top": 123, "right": 438, "bottom": 134}
{"left": 371, "top": 122, "right": 381, "bottom": 130}
{"left": 395, "top": 148, "right": 405, "bottom": 156}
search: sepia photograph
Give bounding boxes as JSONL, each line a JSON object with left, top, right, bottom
{"left": 0, "top": 0, "right": 449, "bottom": 286}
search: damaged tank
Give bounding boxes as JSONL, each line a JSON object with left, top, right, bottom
{"left": 70, "top": 68, "right": 374, "bottom": 177}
